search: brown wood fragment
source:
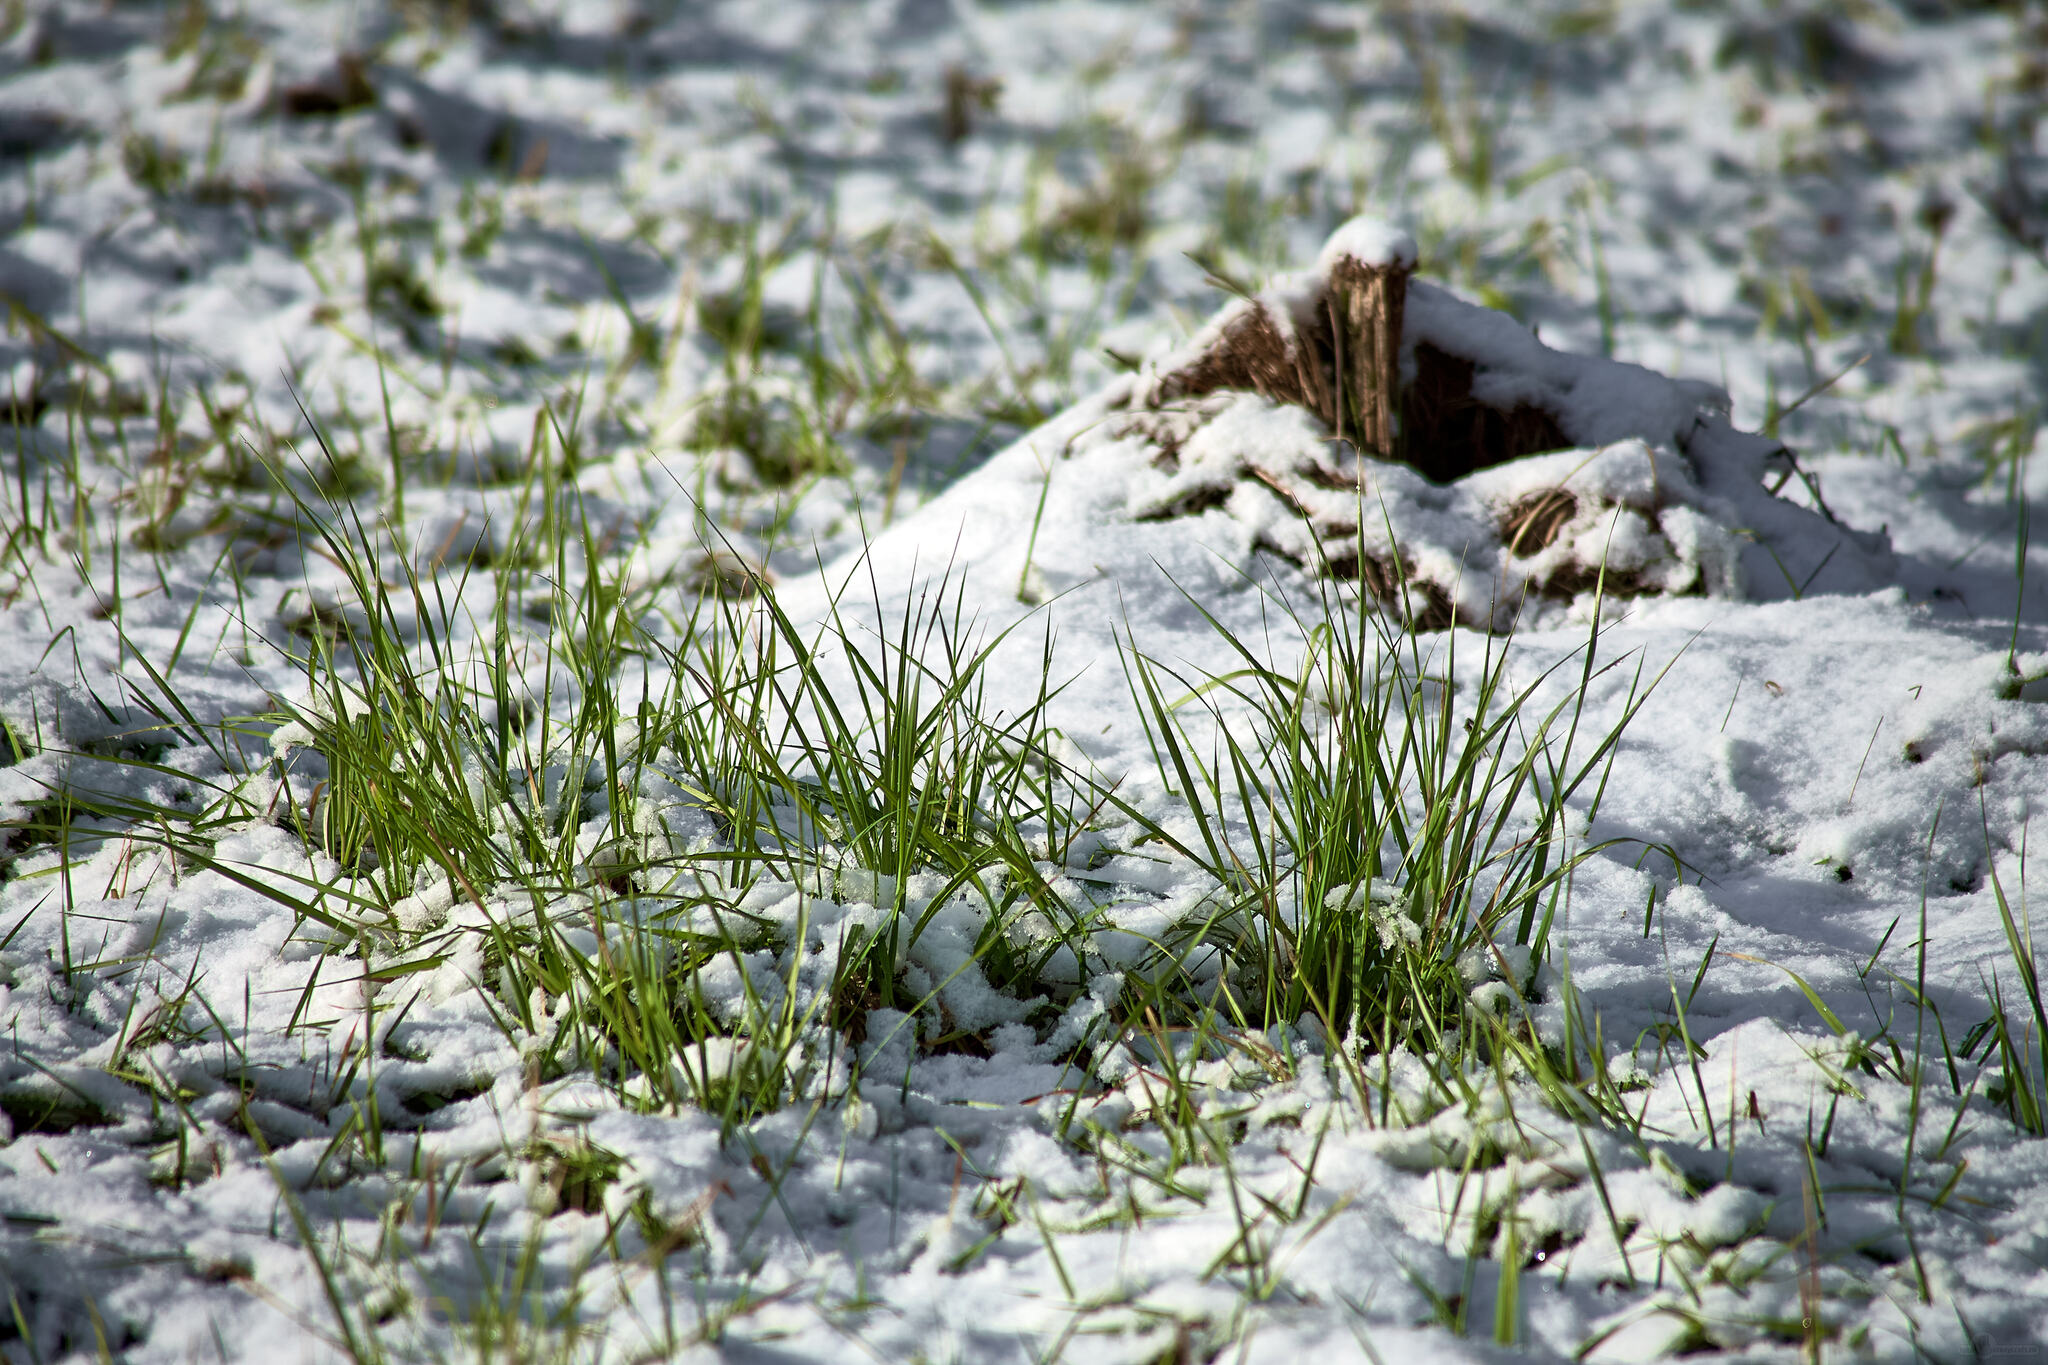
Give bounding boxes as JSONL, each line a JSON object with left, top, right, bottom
{"left": 1502, "top": 488, "right": 1579, "bottom": 557}
{"left": 1245, "top": 464, "right": 1316, "bottom": 521}
{"left": 1400, "top": 343, "right": 1571, "bottom": 483}
{"left": 1134, "top": 484, "right": 1231, "bottom": 521}
{"left": 1151, "top": 301, "right": 1314, "bottom": 412}
{"left": 1324, "top": 254, "right": 1411, "bottom": 456}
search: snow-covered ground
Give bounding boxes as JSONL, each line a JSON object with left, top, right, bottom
{"left": 3, "top": 1, "right": 2048, "bottom": 1361}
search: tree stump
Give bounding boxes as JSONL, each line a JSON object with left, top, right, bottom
{"left": 1318, "top": 223, "right": 1415, "bottom": 458}
{"left": 1135, "top": 217, "right": 1423, "bottom": 461}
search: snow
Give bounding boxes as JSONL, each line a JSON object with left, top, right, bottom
{"left": 1315, "top": 214, "right": 1419, "bottom": 274}
{"left": 3, "top": 1, "right": 2048, "bottom": 1362}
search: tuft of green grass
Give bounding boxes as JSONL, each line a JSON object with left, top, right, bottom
{"left": 1969, "top": 807, "right": 2047, "bottom": 1135}
{"left": 121, "top": 131, "right": 187, "bottom": 199}
{"left": 261, "top": 458, "right": 643, "bottom": 912}
{"left": 1104, "top": 558, "right": 1665, "bottom": 1108}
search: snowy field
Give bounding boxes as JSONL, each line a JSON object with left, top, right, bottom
{"left": 3, "top": 1, "right": 2048, "bottom": 1361}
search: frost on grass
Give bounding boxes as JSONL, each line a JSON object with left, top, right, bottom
{"left": 1104, "top": 216, "right": 1897, "bottom": 629}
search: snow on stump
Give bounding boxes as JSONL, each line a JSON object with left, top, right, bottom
{"left": 1106, "top": 215, "right": 1894, "bottom": 630}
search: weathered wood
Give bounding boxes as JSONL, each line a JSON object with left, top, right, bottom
{"left": 1324, "top": 253, "right": 1411, "bottom": 457}
{"left": 1150, "top": 300, "right": 1310, "bottom": 413}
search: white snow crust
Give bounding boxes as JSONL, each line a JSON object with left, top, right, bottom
{"left": 1314, "top": 214, "right": 1419, "bottom": 273}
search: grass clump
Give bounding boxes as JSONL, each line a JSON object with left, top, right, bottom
{"left": 1104, "top": 564, "right": 1666, "bottom": 1124}
{"left": 264, "top": 477, "right": 643, "bottom": 915}
{"left": 121, "top": 132, "right": 186, "bottom": 198}
{"left": 1964, "top": 810, "right": 2048, "bottom": 1135}
{"left": 679, "top": 217, "right": 850, "bottom": 488}
{"left": 217, "top": 432, "right": 1099, "bottom": 1127}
